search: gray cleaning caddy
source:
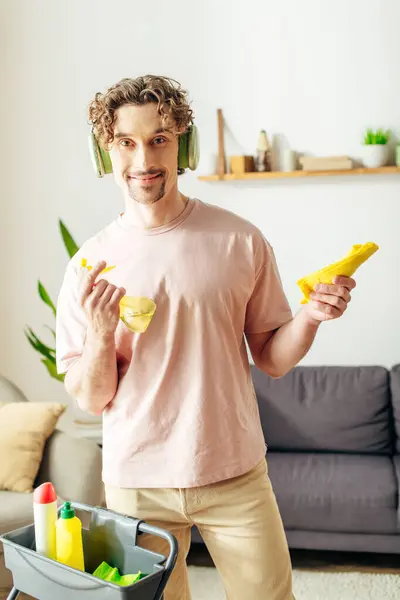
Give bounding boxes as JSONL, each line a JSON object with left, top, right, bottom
{"left": 0, "top": 502, "right": 178, "bottom": 600}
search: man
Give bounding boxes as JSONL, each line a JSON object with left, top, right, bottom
{"left": 56, "top": 75, "right": 355, "bottom": 600}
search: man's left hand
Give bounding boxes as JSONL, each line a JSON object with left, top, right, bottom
{"left": 305, "top": 276, "right": 356, "bottom": 323}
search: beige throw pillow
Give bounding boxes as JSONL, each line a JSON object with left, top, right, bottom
{"left": 0, "top": 401, "right": 66, "bottom": 493}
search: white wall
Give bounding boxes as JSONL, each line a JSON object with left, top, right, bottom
{"left": 1, "top": 0, "right": 399, "bottom": 425}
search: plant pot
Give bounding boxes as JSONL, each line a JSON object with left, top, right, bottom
{"left": 361, "top": 144, "right": 389, "bottom": 168}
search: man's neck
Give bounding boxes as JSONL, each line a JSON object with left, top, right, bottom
{"left": 123, "top": 189, "right": 188, "bottom": 230}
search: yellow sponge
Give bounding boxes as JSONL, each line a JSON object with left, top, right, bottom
{"left": 119, "top": 296, "right": 157, "bottom": 333}
{"left": 297, "top": 242, "right": 379, "bottom": 304}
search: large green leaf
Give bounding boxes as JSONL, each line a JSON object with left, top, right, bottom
{"left": 42, "top": 357, "right": 65, "bottom": 382}
{"left": 59, "top": 219, "right": 79, "bottom": 258}
{"left": 25, "top": 219, "right": 80, "bottom": 384}
{"left": 38, "top": 281, "right": 56, "bottom": 316}
{"left": 25, "top": 327, "right": 56, "bottom": 361}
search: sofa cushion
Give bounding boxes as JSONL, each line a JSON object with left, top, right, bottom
{"left": 267, "top": 452, "right": 398, "bottom": 534}
{"left": 390, "top": 364, "right": 400, "bottom": 452}
{"left": 0, "top": 402, "right": 66, "bottom": 493}
{"left": 252, "top": 365, "right": 393, "bottom": 454}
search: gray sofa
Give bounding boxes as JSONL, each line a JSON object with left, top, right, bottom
{"left": 0, "top": 375, "right": 104, "bottom": 595}
{"left": 193, "top": 364, "right": 400, "bottom": 554}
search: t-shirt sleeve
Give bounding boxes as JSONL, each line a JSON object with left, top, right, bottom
{"left": 56, "top": 261, "right": 88, "bottom": 375}
{"left": 244, "top": 235, "right": 292, "bottom": 334}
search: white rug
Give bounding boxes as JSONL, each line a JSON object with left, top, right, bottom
{"left": 188, "top": 566, "right": 400, "bottom": 600}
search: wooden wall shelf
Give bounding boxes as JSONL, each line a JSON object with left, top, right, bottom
{"left": 198, "top": 166, "right": 400, "bottom": 182}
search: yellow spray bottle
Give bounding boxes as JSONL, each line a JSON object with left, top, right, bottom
{"left": 56, "top": 502, "right": 85, "bottom": 571}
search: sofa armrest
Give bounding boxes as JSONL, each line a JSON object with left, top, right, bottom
{"left": 35, "top": 430, "right": 104, "bottom": 507}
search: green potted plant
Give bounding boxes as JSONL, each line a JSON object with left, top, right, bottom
{"left": 25, "top": 220, "right": 79, "bottom": 382}
{"left": 361, "top": 128, "right": 391, "bottom": 168}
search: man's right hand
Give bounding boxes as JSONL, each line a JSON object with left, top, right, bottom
{"left": 79, "top": 261, "right": 126, "bottom": 335}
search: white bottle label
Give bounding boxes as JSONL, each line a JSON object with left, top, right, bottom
{"left": 34, "top": 500, "right": 57, "bottom": 559}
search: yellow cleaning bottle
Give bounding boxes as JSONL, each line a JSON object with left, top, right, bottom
{"left": 56, "top": 502, "right": 85, "bottom": 571}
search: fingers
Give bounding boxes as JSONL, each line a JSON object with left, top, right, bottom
{"left": 310, "top": 291, "right": 349, "bottom": 311}
{"left": 310, "top": 300, "right": 342, "bottom": 319}
{"left": 81, "top": 278, "right": 109, "bottom": 310}
{"left": 110, "top": 287, "right": 126, "bottom": 307}
{"left": 332, "top": 276, "right": 356, "bottom": 291}
{"left": 98, "top": 285, "right": 126, "bottom": 308}
{"left": 307, "top": 277, "right": 356, "bottom": 324}
{"left": 78, "top": 259, "right": 126, "bottom": 316}
{"left": 80, "top": 261, "right": 107, "bottom": 304}
{"left": 97, "top": 283, "right": 118, "bottom": 307}
{"left": 86, "top": 281, "right": 125, "bottom": 310}
{"left": 313, "top": 283, "right": 351, "bottom": 303}
{"left": 91, "top": 279, "right": 109, "bottom": 298}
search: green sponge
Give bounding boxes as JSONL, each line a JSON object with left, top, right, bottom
{"left": 93, "top": 561, "right": 147, "bottom": 587}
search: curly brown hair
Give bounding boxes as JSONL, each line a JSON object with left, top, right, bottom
{"left": 88, "top": 75, "right": 194, "bottom": 150}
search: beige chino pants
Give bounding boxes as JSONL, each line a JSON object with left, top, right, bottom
{"left": 105, "top": 459, "right": 295, "bottom": 600}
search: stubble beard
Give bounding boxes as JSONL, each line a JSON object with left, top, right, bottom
{"left": 127, "top": 173, "right": 167, "bottom": 206}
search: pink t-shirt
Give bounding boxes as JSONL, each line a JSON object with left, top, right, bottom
{"left": 56, "top": 199, "right": 292, "bottom": 488}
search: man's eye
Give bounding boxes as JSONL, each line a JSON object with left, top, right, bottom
{"left": 120, "top": 140, "right": 132, "bottom": 147}
{"left": 152, "top": 137, "right": 167, "bottom": 145}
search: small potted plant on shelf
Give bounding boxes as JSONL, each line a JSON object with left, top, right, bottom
{"left": 361, "top": 128, "right": 391, "bottom": 168}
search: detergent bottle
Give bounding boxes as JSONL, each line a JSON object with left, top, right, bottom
{"left": 33, "top": 482, "right": 57, "bottom": 559}
{"left": 56, "top": 502, "right": 85, "bottom": 571}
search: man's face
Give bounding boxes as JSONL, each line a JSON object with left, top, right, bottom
{"left": 109, "top": 103, "right": 179, "bottom": 205}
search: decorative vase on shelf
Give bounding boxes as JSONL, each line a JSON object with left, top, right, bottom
{"left": 281, "top": 149, "right": 297, "bottom": 172}
{"left": 361, "top": 128, "right": 390, "bottom": 168}
{"left": 254, "top": 130, "right": 272, "bottom": 172}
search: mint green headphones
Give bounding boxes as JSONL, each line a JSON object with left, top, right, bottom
{"left": 88, "top": 125, "right": 200, "bottom": 178}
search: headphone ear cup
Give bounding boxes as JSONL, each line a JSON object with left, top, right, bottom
{"left": 99, "top": 145, "right": 113, "bottom": 175}
{"left": 88, "top": 131, "right": 104, "bottom": 177}
{"left": 88, "top": 131, "right": 113, "bottom": 177}
{"left": 178, "top": 132, "right": 189, "bottom": 170}
{"left": 177, "top": 126, "right": 200, "bottom": 171}
{"left": 187, "top": 124, "right": 200, "bottom": 170}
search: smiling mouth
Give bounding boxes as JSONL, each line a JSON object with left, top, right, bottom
{"left": 128, "top": 173, "right": 162, "bottom": 183}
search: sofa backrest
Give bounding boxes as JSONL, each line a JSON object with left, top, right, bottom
{"left": 390, "top": 364, "right": 400, "bottom": 453}
{"left": 251, "top": 364, "right": 394, "bottom": 455}
{"left": 0, "top": 375, "right": 28, "bottom": 404}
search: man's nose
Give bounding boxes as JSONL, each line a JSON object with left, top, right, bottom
{"left": 132, "top": 143, "right": 152, "bottom": 172}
